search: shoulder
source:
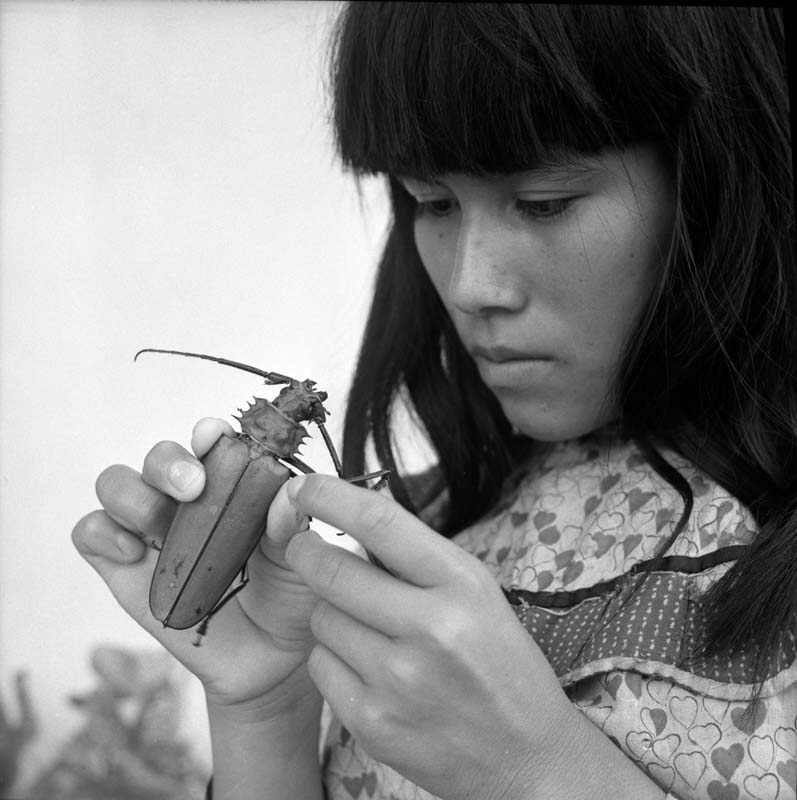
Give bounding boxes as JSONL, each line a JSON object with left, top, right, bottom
{"left": 451, "top": 433, "right": 797, "bottom": 696}
{"left": 453, "top": 432, "right": 757, "bottom": 591}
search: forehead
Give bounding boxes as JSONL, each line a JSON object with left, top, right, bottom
{"left": 397, "top": 149, "right": 641, "bottom": 189}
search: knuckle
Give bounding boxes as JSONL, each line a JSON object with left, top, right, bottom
{"left": 292, "top": 472, "right": 334, "bottom": 513}
{"left": 359, "top": 494, "right": 401, "bottom": 535}
{"left": 450, "top": 559, "right": 487, "bottom": 593}
{"left": 427, "top": 605, "right": 474, "bottom": 653}
{"left": 95, "top": 461, "right": 174, "bottom": 536}
{"left": 385, "top": 653, "right": 422, "bottom": 691}
{"left": 314, "top": 549, "right": 348, "bottom": 594}
{"left": 446, "top": 549, "right": 496, "bottom": 595}
{"left": 353, "top": 701, "right": 391, "bottom": 744}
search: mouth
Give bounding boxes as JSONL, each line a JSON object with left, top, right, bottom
{"left": 471, "top": 345, "right": 554, "bottom": 364}
{"left": 470, "top": 345, "right": 556, "bottom": 390}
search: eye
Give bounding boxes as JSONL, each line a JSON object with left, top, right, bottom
{"left": 515, "top": 197, "right": 577, "bottom": 221}
{"left": 414, "top": 198, "right": 458, "bottom": 219}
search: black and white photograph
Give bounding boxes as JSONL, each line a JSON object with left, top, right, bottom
{"left": 1, "top": 4, "right": 795, "bottom": 800}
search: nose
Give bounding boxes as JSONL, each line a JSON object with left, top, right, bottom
{"left": 447, "top": 214, "right": 528, "bottom": 316}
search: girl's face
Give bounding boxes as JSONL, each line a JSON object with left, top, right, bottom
{"left": 400, "top": 145, "right": 675, "bottom": 441}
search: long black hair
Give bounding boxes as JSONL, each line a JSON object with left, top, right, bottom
{"left": 328, "top": 5, "right": 795, "bottom": 680}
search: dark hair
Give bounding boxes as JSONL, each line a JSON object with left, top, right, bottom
{"left": 329, "top": 5, "right": 795, "bottom": 681}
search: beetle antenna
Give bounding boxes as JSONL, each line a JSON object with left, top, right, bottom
{"left": 134, "top": 348, "right": 296, "bottom": 385}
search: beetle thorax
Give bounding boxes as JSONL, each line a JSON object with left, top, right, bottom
{"left": 237, "top": 398, "right": 307, "bottom": 458}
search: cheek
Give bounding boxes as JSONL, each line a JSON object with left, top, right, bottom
{"left": 575, "top": 206, "right": 669, "bottom": 353}
{"left": 414, "top": 222, "right": 452, "bottom": 296}
{"left": 575, "top": 261, "right": 656, "bottom": 375}
{"left": 614, "top": 217, "right": 670, "bottom": 326}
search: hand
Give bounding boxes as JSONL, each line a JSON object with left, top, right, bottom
{"left": 71, "top": 418, "right": 321, "bottom": 715}
{"left": 278, "top": 474, "right": 578, "bottom": 800}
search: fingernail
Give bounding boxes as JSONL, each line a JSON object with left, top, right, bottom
{"left": 286, "top": 474, "right": 307, "bottom": 506}
{"left": 168, "top": 460, "right": 204, "bottom": 493}
{"left": 295, "top": 510, "right": 310, "bottom": 532}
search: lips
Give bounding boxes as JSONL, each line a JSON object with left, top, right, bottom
{"left": 469, "top": 344, "right": 556, "bottom": 391}
{"left": 471, "top": 344, "right": 553, "bottom": 363}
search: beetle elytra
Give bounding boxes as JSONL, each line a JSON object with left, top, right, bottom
{"left": 135, "top": 348, "right": 388, "bottom": 644}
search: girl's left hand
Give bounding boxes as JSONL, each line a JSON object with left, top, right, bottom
{"left": 275, "top": 473, "right": 579, "bottom": 800}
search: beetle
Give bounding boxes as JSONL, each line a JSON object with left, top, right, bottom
{"left": 134, "top": 348, "right": 388, "bottom": 644}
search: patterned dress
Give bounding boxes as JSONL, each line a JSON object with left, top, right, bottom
{"left": 323, "top": 432, "right": 797, "bottom": 800}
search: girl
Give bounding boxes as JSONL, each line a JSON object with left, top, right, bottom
{"left": 72, "top": 5, "right": 796, "bottom": 799}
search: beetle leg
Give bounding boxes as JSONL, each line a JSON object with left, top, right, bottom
{"left": 345, "top": 469, "right": 391, "bottom": 486}
{"left": 312, "top": 420, "right": 389, "bottom": 486}
{"left": 192, "top": 566, "right": 251, "bottom": 647}
{"left": 278, "top": 454, "right": 316, "bottom": 475}
{"left": 316, "top": 421, "right": 343, "bottom": 476}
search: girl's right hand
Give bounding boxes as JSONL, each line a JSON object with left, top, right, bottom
{"left": 71, "top": 417, "right": 321, "bottom": 716}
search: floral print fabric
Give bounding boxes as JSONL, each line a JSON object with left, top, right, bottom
{"left": 323, "top": 434, "right": 797, "bottom": 800}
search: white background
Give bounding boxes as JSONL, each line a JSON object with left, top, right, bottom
{"left": 0, "top": 0, "right": 390, "bottom": 789}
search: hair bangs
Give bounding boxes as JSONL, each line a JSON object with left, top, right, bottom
{"left": 329, "top": 4, "right": 683, "bottom": 180}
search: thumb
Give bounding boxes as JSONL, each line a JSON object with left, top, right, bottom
{"left": 263, "top": 478, "right": 311, "bottom": 549}
{"left": 191, "top": 417, "right": 236, "bottom": 459}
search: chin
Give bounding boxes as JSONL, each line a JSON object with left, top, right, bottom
{"left": 503, "top": 401, "right": 616, "bottom": 443}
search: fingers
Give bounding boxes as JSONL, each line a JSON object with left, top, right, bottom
{"left": 75, "top": 422, "right": 290, "bottom": 675}
{"left": 256, "top": 477, "right": 312, "bottom": 571}
{"left": 307, "top": 643, "right": 365, "bottom": 728}
{"left": 71, "top": 509, "right": 158, "bottom": 629}
{"left": 72, "top": 509, "right": 149, "bottom": 565}
{"left": 287, "top": 474, "right": 466, "bottom": 586}
{"left": 285, "top": 529, "right": 421, "bottom": 635}
{"left": 72, "top": 509, "right": 260, "bottom": 666}
{"left": 264, "top": 478, "right": 310, "bottom": 547}
{"left": 96, "top": 465, "right": 176, "bottom": 549}
{"left": 191, "top": 417, "right": 235, "bottom": 459}
{"left": 142, "top": 439, "right": 206, "bottom": 502}
{"left": 136, "top": 419, "right": 234, "bottom": 504}
{"left": 310, "top": 599, "right": 392, "bottom": 680}
{"left": 94, "top": 424, "right": 223, "bottom": 550}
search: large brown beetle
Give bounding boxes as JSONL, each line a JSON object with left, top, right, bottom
{"left": 135, "top": 348, "right": 388, "bottom": 644}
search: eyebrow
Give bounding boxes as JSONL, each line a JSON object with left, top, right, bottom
{"left": 396, "top": 172, "right": 445, "bottom": 186}
{"left": 398, "top": 158, "right": 607, "bottom": 188}
{"left": 521, "top": 160, "right": 605, "bottom": 181}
